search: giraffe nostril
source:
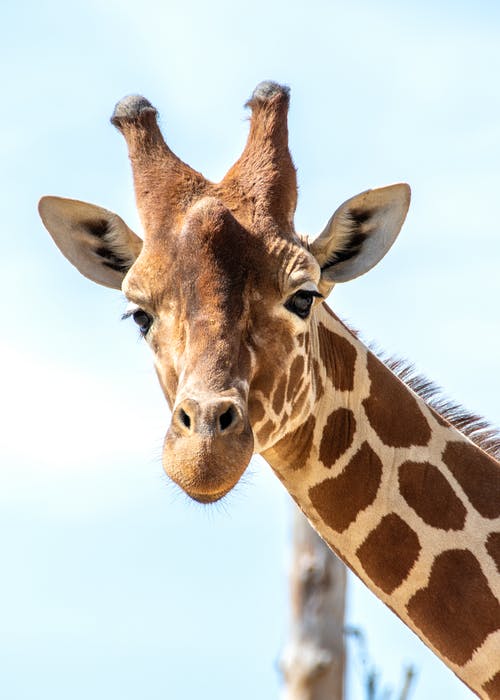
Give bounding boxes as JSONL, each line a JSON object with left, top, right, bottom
{"left": 179, "top": 408, "right": 191, "bottom": 429}
{"left": 219, "top": 406, "right": 235, "bottom": 432}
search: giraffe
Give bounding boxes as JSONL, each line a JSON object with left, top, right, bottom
{"left": 38, "top": 81, "right": 500, "bottom": 698}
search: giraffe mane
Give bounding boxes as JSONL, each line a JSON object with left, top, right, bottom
{"left": 339, "top": 318, "right": 500, "bottom": 461}
{"left": 377, "top": 352, "right": 500, "bottom": 461}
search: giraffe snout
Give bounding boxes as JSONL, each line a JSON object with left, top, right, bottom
{"left": 163, "top": 393, "right": 254, "bottom": 503}
{"left": 172, "top": 397, "right": 245, "bottom": 437}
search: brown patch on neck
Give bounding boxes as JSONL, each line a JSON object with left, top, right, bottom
{"left": 257, "top": 418, "right": 276, "bottom": 445}
{"left": 442, "top": 441, "right": 500, "bottom": 519}
{"left": 312, "top": 358, "right": 324, "bottom": 401}
{"left": 407, "top": 549, "right": 500, "bottom": 665}
{"left": 304, "top": 331, "right": 311, "bottom": 355}
{"left": 286, "top": 355, "right": 305, "bottom": 403}
{"left": 317, "top": 323, "right": 356, "bottom": 391}
{"left": 374, "top": 354, "right": 500, "bottom": 461}
{"left": 272, "top": 374, "right": 287, "bottom": 415}
{"left": 483, "top": 670, "right": 500, "bottom": 699}
{"left": 486, "top": 532, "right": 500, "bottom": 573}
{"left": 363, "top": 353, "right": 431, "bottom": 448}
{"left": 251, "top": 370, "right": 275, "bottom": 400}
{"left": 356, "top": 513, "right": 421, "bottom": 594}
{"left": 270, "top": 414, "right": 316, "bottom": 471}
{"left": 290, "top": 384, "right": 309, "bottom": 420}
{"left": 248, "top": 397, "right": 265, "bottom": 425}
{"left": 319, "top": 408, "right": 356, "bottom": 468}
{"left": 309, "top": 442, "right": 382, "bottom": 533}
{"left": 398, "top": 461, "right": 466, "bottom": 531}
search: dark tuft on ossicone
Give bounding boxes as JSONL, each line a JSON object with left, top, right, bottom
{"left": 248, "top": 81, "right": 290, "bottom": 104}
{"left": 111, "top": 95, "right": 157, "bottom": 125}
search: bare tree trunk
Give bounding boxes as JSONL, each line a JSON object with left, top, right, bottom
{"left": 280, "top": 507, "right": 347, "bottom": 700}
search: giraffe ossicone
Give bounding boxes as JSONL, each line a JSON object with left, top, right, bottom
{"left": 39, "top": 82, "right": 500, "bottom": 698}
{"left": 250, "top": 79, "right": 290, "bottom": 101}
{"left": 111, "top": 94, "right": 156, "bottom": 121}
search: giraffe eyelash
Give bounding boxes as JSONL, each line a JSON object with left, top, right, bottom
{"left": 285, "top": 289, "right": 323, "bottom": 319}
{"left": 121, "top": 301, "right": 140, "bottom": 321}
{"left": 121, "top": 304, "right": 153, "bottom": 337}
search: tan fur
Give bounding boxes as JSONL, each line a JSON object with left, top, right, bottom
{"left": 39, "top": 82, "right": 499, "bottom": 698}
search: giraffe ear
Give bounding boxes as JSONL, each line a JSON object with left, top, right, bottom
{"left": 38, "top": 196, "right": 143, "bottom": 290}
{"left": 310, "top": 184, "right": 410, "bottom": 289}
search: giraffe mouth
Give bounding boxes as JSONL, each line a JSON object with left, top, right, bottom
{"left": 189, "top": 487, "right": 233, "bottom": 504}
{"left": 162, "top": 425, "right": 254, "bottom": 503}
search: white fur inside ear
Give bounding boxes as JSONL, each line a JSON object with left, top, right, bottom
{"left": 38, "top": 196, "right": 143, "bottom": 290}
{"left": 310, "top": 183, "right": 411, "bottom": 284}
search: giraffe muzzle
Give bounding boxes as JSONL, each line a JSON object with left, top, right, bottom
{"left": 172, "top": 397, "right": 245, "bottom": 437}
{"left": 163, "top": 395, "right": 254, "bottom": 502}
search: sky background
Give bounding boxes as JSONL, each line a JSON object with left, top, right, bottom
{"left": 1, "top": 1, "right": 499, "bottom": 698}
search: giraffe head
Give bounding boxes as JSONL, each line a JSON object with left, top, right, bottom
{"left": 39, "top": 82, "right": 410, "bottom": 503}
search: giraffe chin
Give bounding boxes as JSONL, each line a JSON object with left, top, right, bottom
{"left": 162, "top": 430, "right": 254, "bottom": 503}
{"left": 188, "top": 487, "right": 233, "bottom": 504}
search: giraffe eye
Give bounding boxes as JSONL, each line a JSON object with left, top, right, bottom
{"left": 122, "top": 307, "right": 153, "bottom": 336}
{"left": 285, "top": 290, "right": 321, "bottom": 319}
{"left": 132, "top": 309, "right": 153, "bottom": 335}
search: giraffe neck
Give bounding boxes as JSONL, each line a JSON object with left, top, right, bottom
{"left": 262, "top": 304, "right": 500, "bottom": 698}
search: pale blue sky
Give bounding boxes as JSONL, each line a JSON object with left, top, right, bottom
{"left": 1, "top": 1, "right": 499, "bottom": 698}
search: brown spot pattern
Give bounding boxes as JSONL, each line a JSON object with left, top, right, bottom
{"left": 306, "top": 352, "right": 312, "bottom": 377}
{"left": 483, "top": 671, "right": 500, "bottom": 700}
{"left": 272, "top": 374, "right": 287, "bottom": 415}
{"left": 407, "top": 549, "right": 500, "bottom": 665}
{"left": 257, "top": 419, "right": 275, "bottom": 445}
{"left": 398, "top": 461, "right": 466, "bottom": 530}
{"left": 317, "top": 323, "right": 356, "bottom": 391}
{"left": 248, "top": 397, "right": 265, "bottom": 424}
{"left": 272, "top": 318, "right": 295, "bottom": 355}
{"left": 287, "top": 355, "right": 305, "bottom": 403}
{"left": 304, "top": 332, "right": 310, "bottom": 355}
{"left": 251, "top": 370, "right": 274, "bottom": 399}
{"left": 282, "top": 411, "right": 289, "bottom": 423}
{"left": 363, "top": 353, "right": 431, "bottom": 448}
{"left": 319, "top": 408, "right": 356, "bottom": 468}
{"left": 309, "top": 442, "right": 383, "bottom": 533}
{"left": 291, "top": 385, "right": 309, "bottom": 420}
{"left": 356, "top": 513, "right": 421, "bottom": 594}
{"left": 442, "top": 441, "right": 500, "bottom": 519}
{"left": 272, "top": 415, "right": 316, "bottom": 470}
{"left": 486, "top": 532, "right": 500, "bottom": 573}
{"left": 312, "top": 359, "right": 324, "bottom": 401}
